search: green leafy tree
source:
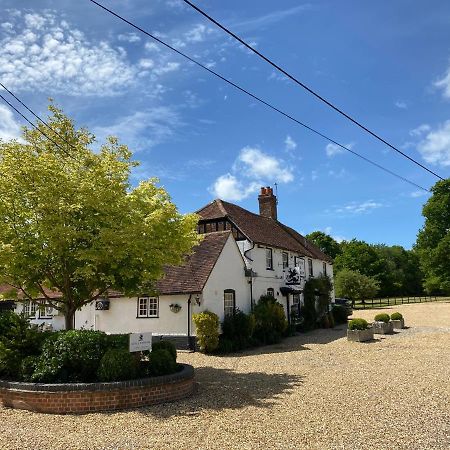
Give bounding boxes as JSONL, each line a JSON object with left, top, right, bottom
{"left": 306, "top": 231, "right": 341, "bottom": 259}
{"left": 334, "top": 269, "right": 379, "bottom": 306}
{"left": 0, "top": 105, "right": 199, "bottom": 329}
{"left": 415, "top": 179, "right": 450, "bottom": 294}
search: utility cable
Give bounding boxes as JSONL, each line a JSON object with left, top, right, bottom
{"left": 181, "top": 0, "right": 444, "bottom": 181}
{"left": 87, "top": 0, "right": 430, "bottom": 192}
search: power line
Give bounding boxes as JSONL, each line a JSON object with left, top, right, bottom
{"left": 87, "top": 0, "right": 430, "bottom": 192}
{"left": 181, "top": 0, "right": 444, "bottom": 182}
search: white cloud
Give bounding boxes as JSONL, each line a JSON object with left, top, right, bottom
{"left": 117, "top": 32, "right": 141, "bottom": 43}
{"left": 153, "top": 62, "right": 180, "bottom": 76}
{"left": 395, "top": 100, "right": 407, "bottom": 109}
{"left": 93, "top": 107, "right": 181, "bottom": 152}
{"left": 328, "top": 168, "right": 348, "bottom": 179}
{"left": 138, "top": 58, "right": 154, "bottom": 69}
{"left": 144, "top": 42, "right": 161, "bottom": 52}
{"left": 185, "top": 24, "right": 212, "bottom": 43}
{"left": 335, "top": 200, "right": 384, "bottom": 215}
{"left": 410, "top": 190, "right": 429, "bottom": 198}
{"left": 434, "top": 65, "right": 450, "bottom": 99}
{"left": 0, "top": 104, "right": 22, "bottom": 141}
{"left": 284, "top": 135, "right": 297, "bottom": 152}
{"left": 236, "top": 147, "right": 294, "bottom": 183}
{"left": 210, "top": 146, "right": 294, "bottom": 201}
{"left": 209, "top": 174, "right": 259, "bottom": 201}
{"left": 311, "top": 170, "right": 318, "bottom": 181}
{"left": 325, "top": 142, "right": 354, "bottom": 157}
{"left": 409, "top": 124, "right": 431, "bottom": 137}
{"left": 417, "top": 120, "right": 450, "bottom": 167}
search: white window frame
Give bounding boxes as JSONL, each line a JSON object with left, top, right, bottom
{"left": 282, "top": 252, "right": 289, "bottom": 269}
{"left": 266, "top": 248, "right": 273, "bottom": 270}
{"left": 137, "top": 296, "right": 159, "bottom": 318}
{"left": 267, "top": 287, "right": 275, "bottom": 297}
{"left": 24, "top": 301, "right": 37, "bottom": 318}
{"left": 224, "top": 290, "right": 235, "bottom": 316}
{"left": 38, "top": 301, "right": 53, "bottom": 319}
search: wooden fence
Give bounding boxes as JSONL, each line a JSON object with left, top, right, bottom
{"left": 353, "top": 295, "right": 447, "bottom": 309}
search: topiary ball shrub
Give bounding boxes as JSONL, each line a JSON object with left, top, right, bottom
{"left": 348, "top": 318, "right": 369, "bottom": 330}
{"left": 152, "top": 340, "right": 177, "bottom": 362}
{"left": 97, "top": 348, "right": 139, "bottom": 382}
{"left": 374, "top": 313, "right": 390, "bottom": 323}
{"left": 390, "top": 312, "right": 403, "bottom": 320}
{"left": 332, "top": 305, "right": 349, "bottom": 324}
{"left": 149, "top": 349, "right": 177, "bottom": 376}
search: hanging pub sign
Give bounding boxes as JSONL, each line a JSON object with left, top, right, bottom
{"left": 284, "top": 259, "right": 306, "bottom": 285}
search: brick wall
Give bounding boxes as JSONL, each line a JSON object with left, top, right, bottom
{"left": 0, "top": 364, "right": 194, "bottom": 414}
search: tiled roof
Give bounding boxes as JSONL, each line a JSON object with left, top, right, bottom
{"left": 156, "top": 231, "right": 231, "bottom": 295}
{"left": 197, "top": 199, "right": 333, "bottom": 262}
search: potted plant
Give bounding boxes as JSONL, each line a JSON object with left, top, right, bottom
{"left": 372, "top": 313, "right": 394, "bottom": 334}
{"left": 347, "top": 318, "right": 374, "bottom": 342}
{"left": 390, "top": 312, "right": 405, "bottom": 329}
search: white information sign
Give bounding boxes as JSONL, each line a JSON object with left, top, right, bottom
{"left": 129, "top": 332, "right": 152, "bottom": 352}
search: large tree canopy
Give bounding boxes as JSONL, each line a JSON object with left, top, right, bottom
{"left": 0, "top": 105, "right": 200, "bottom": 329}
{"left": 305, "top": 231, "right": 341, "bottom": 259}
{"left": 334, "top": 269, "right": 379, "bottom": 304}
{"left": 415, "top": 179, "right": 450, "bottom": 294}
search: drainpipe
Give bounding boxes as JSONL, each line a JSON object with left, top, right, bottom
{"left": 187, "top": 294, "right": 193, "bottom": 351}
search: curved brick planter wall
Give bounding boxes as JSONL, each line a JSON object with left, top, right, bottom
{"left": 0, "top": 364, "right": 194, "bottom": 414}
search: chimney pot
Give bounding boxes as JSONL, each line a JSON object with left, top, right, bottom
{"left": 258, "top": 185, "right": 277, "bottom": 220}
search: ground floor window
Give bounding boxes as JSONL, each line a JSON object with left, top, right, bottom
{"left": 24, "top": 301, "right": 37, "bottom": 318}
{"left": 38, "top": 301, "right": 53, "bottom": 319}
{"left": 137, "top": 297, "right": 159, "bottom": 318}
{"left": 224, "top": 289, "right": 235, "bottom": 316}
{"left": 267, "top": 287, "right": 275, "bottom": 297}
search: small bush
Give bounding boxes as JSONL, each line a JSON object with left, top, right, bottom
{"left": 221, "top": 309, "right": 255, "bottom": 351}
{"left": 149, "top": 349, "right": 177, "bottom": 376}
{"left": 97, "top": 348, "right": 139, "bottom": 382}
{"left": 32, "top": 330, "right": 108, "bottom": 383}
{"left": 374, "top": 313, "right": 390, "bottom": 323}
{"left": 105, "top": 333, "right": 129, "bottom": 350}
{"left": 20, "top": 356, "right": 39, "bottom": 381}
{"left": 253, "top": 295, "right": 288, "bottom": 345}
{"left": 332, "top": 305, "right": 349, "bottom": 324}
{"left": 390, "top": 312, "right": 403, "bottom": 320}
{"left": 152, "top": 340, "right": 177, "bottom": 362}
{"left": 192, "top": 311, "right": 220, "bottom": 353}
{"left": 348, "top": 318, "right": 369, "bottom": 330}
{"left": 217, "top": 336, "right": 234, "bottom": 354}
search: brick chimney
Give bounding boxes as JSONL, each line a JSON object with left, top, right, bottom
{"left": 258, "top": 186, "right": 277, "bottom": 220}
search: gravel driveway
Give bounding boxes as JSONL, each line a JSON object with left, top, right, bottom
{"left": 1, "top": 302, "right": 449, "bottom": 450}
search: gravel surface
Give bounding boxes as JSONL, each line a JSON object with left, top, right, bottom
{"left": 1, "top": 302, "right": 449, "bottom": 450}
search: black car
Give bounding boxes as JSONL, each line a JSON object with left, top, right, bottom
{"left": 334, "top": 297, "right": 353, "bottom": 315}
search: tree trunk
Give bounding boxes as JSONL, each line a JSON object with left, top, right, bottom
{"left": 64, "top": 308, "right": 75, "bottom": 330}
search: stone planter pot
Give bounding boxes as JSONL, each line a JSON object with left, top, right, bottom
{"left": 347, "top": 328, "right": 374, "bottom": 342}
{"left": 391, "top": 318, "right": 405, "bottom": 330}
{"left": 372, "top": 321, "right": 394, "bottom": 334}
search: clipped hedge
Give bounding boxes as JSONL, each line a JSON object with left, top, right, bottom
{"left": 348, "top": 318, "right": 369, "bottom": 331}
{"left": 390, "top": 312, "right": 403, "bottom": 320}
{"left": 152, "top": 340, "right": 177, "bottom": 362}
{"left": 374, "top": 313, "right": 390, "bottom": 323}
{"left": 149, "top": 349, "right": 177, "bottom": 376}
{"left": 332, "top": 304, "right": 349, "bottom": 324}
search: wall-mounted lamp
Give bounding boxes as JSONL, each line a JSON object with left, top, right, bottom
{"left": 194, "top": 294, "right": 201, "bottom": 306}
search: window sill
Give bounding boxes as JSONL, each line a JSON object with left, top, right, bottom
{"left": 136, "top": 316, "right": 159, "bottom": 319}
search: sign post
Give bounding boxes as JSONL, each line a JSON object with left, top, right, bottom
{"left": 129, "top": 332, "right": 152, "bottom": 352}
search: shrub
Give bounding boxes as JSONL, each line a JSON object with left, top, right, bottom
{"left": 0, "top": 311, "right": 49, "bottom": 379}
{"left": 332, "top": 305, "right": 349, "bottom": 324}
{"left": 374, "top": 313, "right": 390, "bottom": 323}
{"left": 221, "top": 309, "right": 255, "bottom": 351}
{"left": 31, "top": 330, "right": 108, "bottom": 383}
{"left": 217, "top": 336, "right": 234, "bottom": 354}
{"left": 390, "top": 312, "right": 403, "bottom": 320}
{"left": 302, "top": 275, "right": 333, "bottom": 330}
{"left": 105, "top": 333, "right": 129, "bottom": 350}
{"left": 253, "top": 295, "right": 288, "bottom": 345}
{"left": 20, "top": 355, "right": 38, "bottom": 381}
{"left": 97, "top": 348, "right": 139, "bottom": 382}
{"left": 192, "top": 311, "right": 220, "bottom": 353}
{"left": 152, "top": 340, "right": 177, "bottom": 362}
{"left": 149, "top": 349, "right": 177, "bottom": 376}
{"left": 348, "top": 318, "right": 369, "bottom": 330}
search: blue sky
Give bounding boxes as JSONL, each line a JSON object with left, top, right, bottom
{"left": 1, "top": 0, "right": 449, "bottom": 249}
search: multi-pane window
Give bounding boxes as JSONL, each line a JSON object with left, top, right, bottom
{"left": 24, "top": 301, "right": 37, "bottom": 318}
{"left": 224, "top": 290, "right": 235, "bottom": 316}
{"left": 294, "top": 256, "right": 300, "bottom": 267}
{"left": 137, "top": 297, "right": 159, "bottom": 318}
{"left": 308, "top": 259, "right": 313, "bottom": 278}
{"left": 323, "top": 262, "right": 327, "bottom": 276}
{"left": 292, "top": 294, "right": 301, "bottom": 307}
{"left": 267, "top": 288, "right": 275, "bottom": 298}
{"left": 38, "top": 302, "right": 53, "bottom": 319}
{"left": 282, "top": 252, "right": 289, "bottom": 269}
{"left": 266, "top": 248, "right": 273, "bottom": 270}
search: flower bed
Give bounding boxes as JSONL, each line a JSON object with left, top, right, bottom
{"left": 0, "top": 363, "right": 194, "bottom": 414}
